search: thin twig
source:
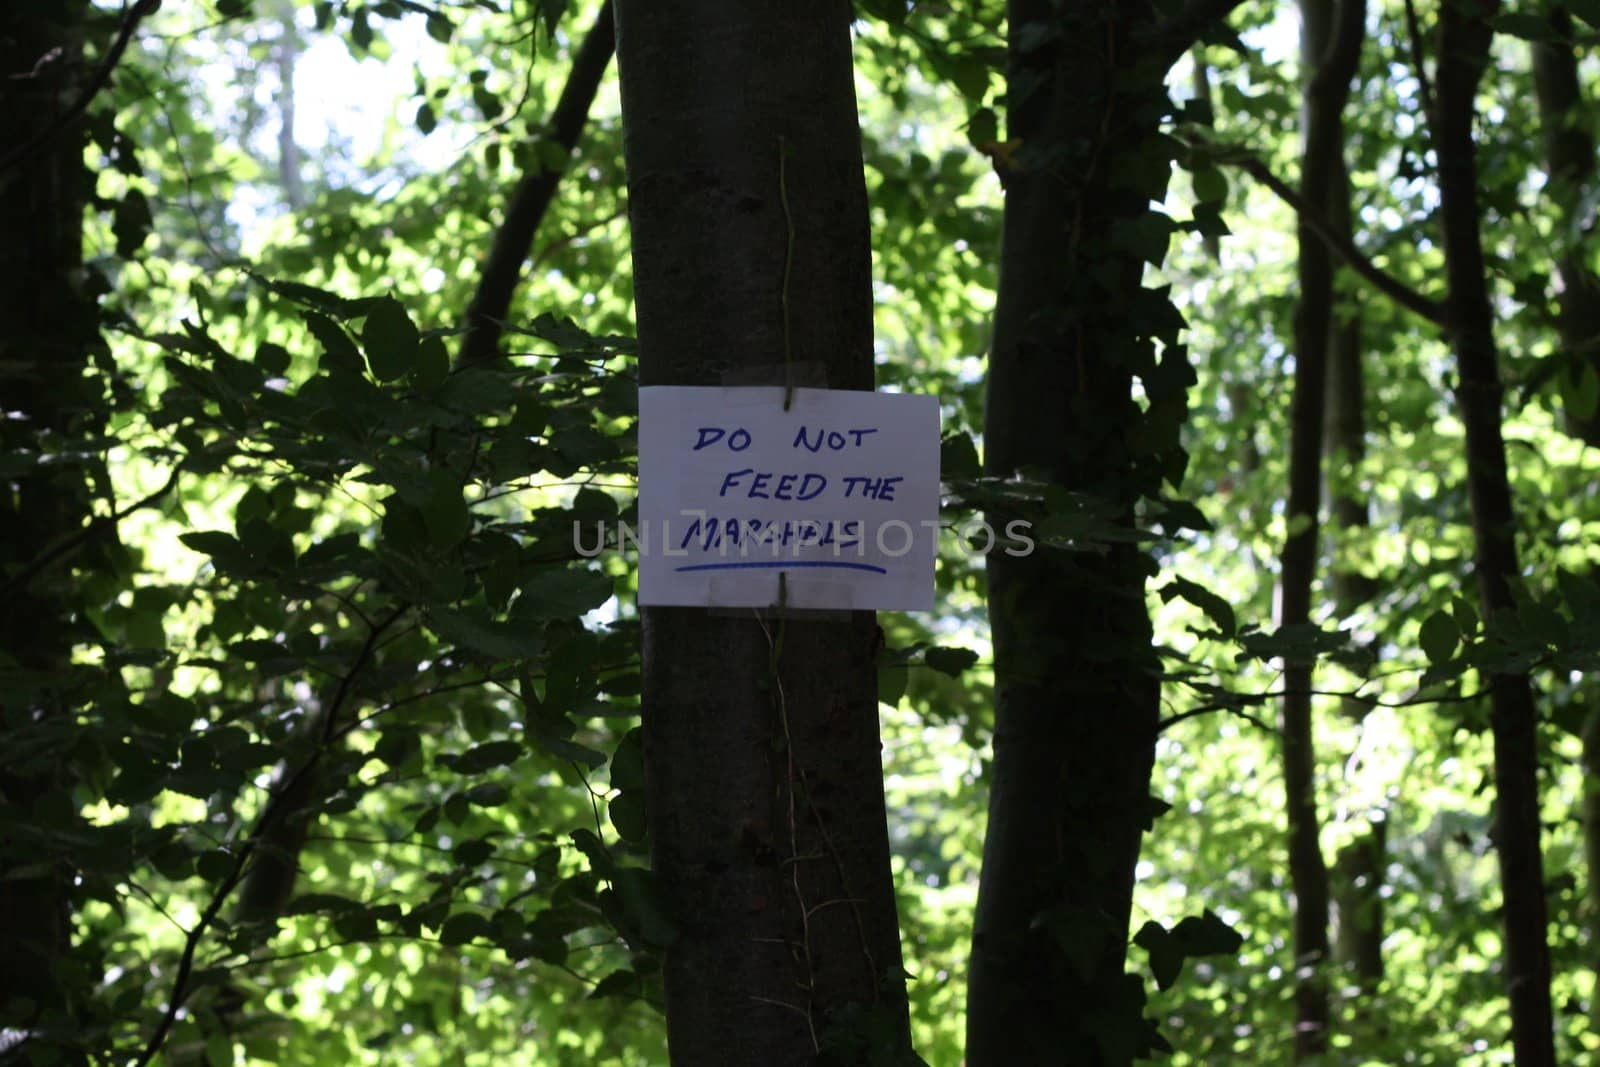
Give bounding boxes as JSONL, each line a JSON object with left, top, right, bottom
{"left": 1, "top": 463, "right": 181, "bottom": 597}
{"left": 1403, "top": 0, "right": 1437, "bottom": 124}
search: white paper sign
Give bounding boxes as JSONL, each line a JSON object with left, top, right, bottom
{"left": 637, "top": 385, "right": 938, "bottom": 611}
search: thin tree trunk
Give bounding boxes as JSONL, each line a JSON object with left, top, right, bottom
{"left": 1325, "top": 149, "right": 1387, "bottom": 1007}
{"left": 0, "top": 4, "right": 96, "bottom": 1058}
{"left": 969, "top": 1, "right": 1232, "bottom": 1061}
{"left": 1531, "top": 10, "right": 1600, "bottom": 444}
{"left": 613, "top": 4, "right": 914, "bottom": 1063}
{"left": 1279, "top": 0, "right": 1363, "bottom": 1055}
{"left": 274, "top": 0, "right": 305, "bottom": 212}
{"left": 458, "top": 1, "right": 614, "bottom": 367}
{"left": 1583, "top": 709, "right": 1600, "bottom": 1032}
{"left": 1433, "top": 1, "right": 1556, "bottom": 1061}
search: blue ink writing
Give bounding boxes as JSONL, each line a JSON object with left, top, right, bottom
{"left": 694, "top": 427, "right": 752, "bottom": 451}
{"left": 792, "top": 426, "right": 879, "bottom": 452}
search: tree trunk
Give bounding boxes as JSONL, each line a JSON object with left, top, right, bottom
{"left": 1433, "top": 1, "right": 1556, "bottom": 1061}
{"left": 1278, "top": 0, "right": 1363, "bottom": 1055}
{"left": 1583, "top": 709, "right": 1600, "bottom": 1033}
{"left": 0, "top": 2, "right": 97, "bottom": 1056}
{"left": 1325, "top": 153, "right": 1387, "bottom": 1006}
{"left": 970, "top": 2, "right": 1191, "bottom": 1061}
{"left": 1531, "top": 9, "right": 1600, "bottom": 445}
{"left": 458, "top": 1, "right": 614, "bottom": 367}
{"left": 273, "top": 0, "right": 305, "bottom": 212}
{"left": 613, "top": 4, "right": 914, "bottom": 1064}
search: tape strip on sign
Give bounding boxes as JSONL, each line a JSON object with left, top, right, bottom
{"left": 637, "top": 385, "right": 938, "bottom": 611}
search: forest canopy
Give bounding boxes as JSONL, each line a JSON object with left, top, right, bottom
{"left": 2, "top": 0, "right": 1599, "bottom": 1064}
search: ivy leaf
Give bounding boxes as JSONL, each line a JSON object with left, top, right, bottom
{"left": 1171, "top": 910, "right": 1244, "bottom": 957}
{"left": 1134, "top": 921, "right": 1183, "bottom": 991}
{"left": 924, "top": 646, "right": 979, "bottom": 677}
{"left": 362, "top": 297, "right": 420, "bottom": 383}
{"left": 940, "top": 430, "right": 981, "bottom": 481}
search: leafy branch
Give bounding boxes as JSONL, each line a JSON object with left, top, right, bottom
{"left": 131, "top": 603, "right": 408, "bottom": 1067}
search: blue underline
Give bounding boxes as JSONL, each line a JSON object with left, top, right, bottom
{"left": 673, "top": 561, "right": 888, "bottom": 575}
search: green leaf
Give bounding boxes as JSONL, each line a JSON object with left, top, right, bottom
{"left": 415, "top": 102, "right": 437, "bottom": 135}
{"left": 425, "top": 12, "right": 454, "bottom": 41}
{"left": 516, "top": 567, "right": 614, "bottom": 619}
{"left": 423, "top": 467, "right": 470, "bottom": 548}
{"left": 452, "top": 838, "right": 495, "bottom": 866}
{"left": 362, "top": 297, "right": 420, "bottom": 382}
{"left": 466, "top": 782, "right": 509, "bottom": 807}
{"left": 940, "top": 431, "right": 981, "bottom": 480}
{"left": 450, "top": 740, "right": 524, "bottom": 774}
{"left": 1171, "top": 909, "right": 1244, "bottom": 957}
{"left": 609, "top": 728, "right": 646, "bottom": 792}
{"left": 1134, "top": 921, "right": 1183, "bottom": 991}
{"left": 1158, "top": 575, "right": 1237, "bottom": 638}
{"left": 113, "top": 189, "right": 153, "bottom": 257}
{"left": 1419, "top": 609, "right": 1460, "bottom": 665}
{"left": 427, "top": 608, "right": 544, "bottom": 660}
{"left": 196, "top": 849, "right": 235, "bottom": 882}
{"left": 415, "top": 334, "right": 450, "bottom": 390}
{"left": 966, "top": 107, "right": 999, "bottom": 150}
{"left": 610, "top": 790, "right": 647, "bottom": 843}
{"left": 204, "top": 1034, "right": 234, "bottom": 1067}
{"left": 255, "top": 341, "right": 291, "bottom": 376}
{"left": 1191, "top": 165, "right": 1227, "bottom": 203}
{"left": 878, "top": 664, "right": 908, "bottom": 708}
{"left": 439, "top": 911, "right": 493, "bottom": 946}
{"left": 924, "top": 646, "right": 979, "bottom": 677}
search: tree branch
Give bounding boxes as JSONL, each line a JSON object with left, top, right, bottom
{"left": 0, "top": 463, "right": 182, "bottom": 598}
{"left": 457, "top": 1, "right": 616, "bottom": 367}
{"left": 1221, "top": 149, "right": 1449, "bottom": 326}
{"left": 131, "top": 604, "right": 407, "bottom": 1067}
{"left": 1403, "top": 0, "right": 1437, "bottom": 126}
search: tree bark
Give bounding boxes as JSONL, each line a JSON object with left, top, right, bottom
{"left": 969, "top": 1, "right": 1215, "bottom": 1061}
{"left": 614, "top": 4, "right": 914, "bottom": 1064}
{"left": 1278, "top": 0, "right": 1363, "bottom": 1055}
{"left": 1531, "top": 9, "right": 1600, "bottom": 445}
{"left": 0, "top": 2, "right": 97, "bottom": 1057}
{"left": 458, "top": 1, "right": 615, "bottom": 367}
{"left": 1433, "top": 1, "right": 1556, "bottom": 1061}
